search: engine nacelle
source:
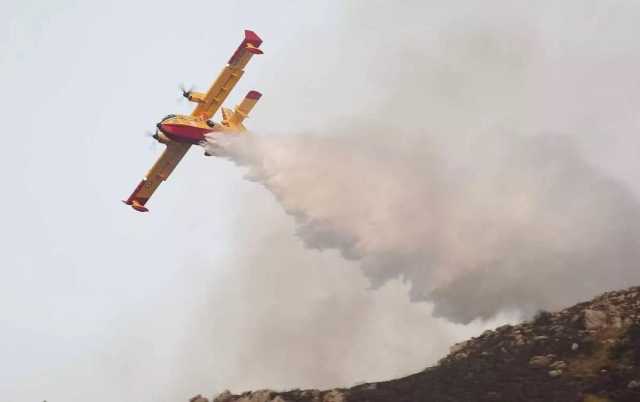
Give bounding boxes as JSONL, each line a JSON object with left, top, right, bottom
{"left": 152, "top": 131, "right": 171, "bottom": 144}
{"left": 186, "top": 91, "right": 207, "bottom": 103}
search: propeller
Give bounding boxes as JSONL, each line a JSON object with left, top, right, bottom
{"left": 179, "top": 83, "right": 194, "bottom": 101}
{"left": 144, "top": 130, "right": 158, "bottom": 151}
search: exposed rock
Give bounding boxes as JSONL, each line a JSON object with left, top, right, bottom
{"left": 548, "top": 369, "right": 563, "bottom": 377}
{"left": 571, "top": 342, "right": 579, "bottom": 351}
{"left": 322, "top": 390, "right": 345, "bottom": 402}
{"left": 612, "top": 315, "right": 623, "bottom": 328}
{"left": 481, "top": 330, "right": 494, "bottom": 337}
{"left": 628, "top": 380, "right": 640, "bottom": 389}
{"left": 213, "top": 392, "right": 232, "bottom": 402}
{"left": 572, "top": 313, "right": 582, "bottom": 324}
{"left": 549, "top": 361, "right": 567, "bottom": 370}
{"left": 512, "top": 334, "right": 526, "bottom": 346}
{"left": 448, "top": 340, "right": 469, "bottom": 355}
{"left": 452, "top": 351, "right": 468, "bottom": 360}
{"left": 218, "top": 390, "right": 275, "bottom": 402}
{"left": 250, "top": 391, "right": 275, "bottom": 402}
{"left": 584, "top": 309, "right": 608, "bottom": 329}
{"left": 300, "top": 390, "right": 320, "bottom": 401}
{"left": 529, "top": 355, "right": 554, "bottom": 368}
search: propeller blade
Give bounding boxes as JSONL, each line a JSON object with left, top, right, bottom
{"left": 179, "top": 83, "right": 194, "bottom": 98}
{"left": 144, "top": 130, "right": 158, "bottom": 151}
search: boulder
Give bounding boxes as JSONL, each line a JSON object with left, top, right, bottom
{"left": 449, "top": 341, "right": 469, "bottom": 355}
{"left": 584, "top": 309, "right": 608, "bottom": 329}
{"left": 529, "top": 355, "right": 554, "bottom": 368}
{"left": 322, "top": 390, "right": 345, "bottom": 402}
{"left": 512, "top": 334, "right": 526, "bottom": 346}
{"left": 612, "top": 315, "right": 623, "bottom": 328}
{"left": 549, "top": 361, "right": 567, "bottom": 370}
{"left": 247, "top": 391, "right": 275, "bottom": 402}
{"left": 213, "top": 392, "right": 233, "bottom": 402}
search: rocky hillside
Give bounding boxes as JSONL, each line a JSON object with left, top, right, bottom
{"left": 191, "top": 286, "right": 640, "bottom": 402}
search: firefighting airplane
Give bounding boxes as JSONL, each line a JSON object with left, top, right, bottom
{"left": 123, "top": 30, "right": 264, "bottom": 212}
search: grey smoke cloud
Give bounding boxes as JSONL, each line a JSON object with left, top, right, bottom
{"left": 204, "top": 2, "right": 640, "bottom": 323}
{"left": 205, "top": 127, "right": 640, "bottom": 324}
{"left": 190, "top": 224, "right": 505, "bottom": 390}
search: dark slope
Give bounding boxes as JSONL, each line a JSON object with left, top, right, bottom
{"left": 192, "top": 286, "right": 640, "bottom": 402}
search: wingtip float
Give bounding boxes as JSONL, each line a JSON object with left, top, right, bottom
{"left": 123, "top": 30, "right": 264, "bottom": 212}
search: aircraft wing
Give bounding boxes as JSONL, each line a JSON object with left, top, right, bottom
{"left": 124, "top": 142, "right": 191, "bottom": 212}
{"left": 191, "top": 30, "right": 263, "bottom": 120}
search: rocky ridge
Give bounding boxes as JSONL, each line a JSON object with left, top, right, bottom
{"left": 191, "top": 286, "right": 640, "bottom": 402}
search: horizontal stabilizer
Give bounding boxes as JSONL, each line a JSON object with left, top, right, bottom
{"left": 226, "top": 90, "right": 262, "bottom": 130}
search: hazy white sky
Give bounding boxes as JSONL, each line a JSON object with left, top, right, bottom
{"left": 3, "top": 1, "right": 640, "bottom": 402}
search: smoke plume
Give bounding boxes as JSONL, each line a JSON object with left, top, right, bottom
{"left": 205, "top": 120, "right": 640, "bottom": 326}
{"left": 200, "top": 1, "right": 640, "bottom": 325}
